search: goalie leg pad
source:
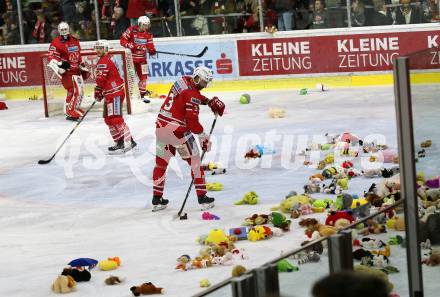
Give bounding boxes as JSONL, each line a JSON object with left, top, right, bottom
{"left": 72, "top": 75, "right": 84, "bottom": 111}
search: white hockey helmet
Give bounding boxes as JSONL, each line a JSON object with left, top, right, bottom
{"left": 58, "top": 22, "right": 70, "bottom": 37}
{"left": 192, "top": 66, "right": 213, "bottom": 86}
{"left": 94, "top": 39, "right": 109, "bottom": 52}
{"left": 138, "top": 16, "right": 151, "bottom": 29}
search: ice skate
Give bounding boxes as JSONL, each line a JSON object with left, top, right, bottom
{"left": 123, "top": 138, "right": 138, "bottom": 153}
{"left": 142, "top": 90, "right": 152, "bottom": 104}
{"left": 198, "top": 195, "right": 215, "bottom": 210}
{"left": 152, "top": 196, "right": 169, "bottom": 212}
{"left": 65, "top": 109, "right": 82, "bottom": 122}
{"left": 108, "top": 139, "right": 125, "bottom": 155}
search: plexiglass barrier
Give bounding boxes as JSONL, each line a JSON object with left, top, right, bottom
{"left": 407, "top": 46, "right": 440, "bottom": 297}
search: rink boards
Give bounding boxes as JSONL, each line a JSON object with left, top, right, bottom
{"left": 0, "top": 23, "right": 439, "bottom": 100}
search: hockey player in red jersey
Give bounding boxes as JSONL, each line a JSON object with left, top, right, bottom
{"left": 47, "top": 22, "right": 90, "bottom": 121}
{"left": 152, "top": 66, "right": 225, "bottom": 212}
{"left": 93, "top": 40, "right": 137, "bottom": 154}
{"left": 120, "top": 15, "right": 156, "bottom": 104}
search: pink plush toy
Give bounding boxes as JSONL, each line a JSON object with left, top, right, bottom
{"left": 426, "top": 176, "right": 440, "bottom": 188}
{"left": 379, "top": 149, "right": 397, "bottom": 163}
{"left": 202, "top": 212, "right": 220, "bottom": 220}
{"left": 300, "top": 204, "right": 313, "bottom": 215}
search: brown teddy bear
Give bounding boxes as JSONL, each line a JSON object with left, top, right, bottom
{"left": 105, "top": 275, "right": 124, "bottom": 285}
{"left": 52, "top": 275, "right": 76, "bottom": 294}
{"left": 422, "top": 251, "right": 440, "bottom": 266}
{"left": 130, "top": 282, "right": 164, "bottom": 296}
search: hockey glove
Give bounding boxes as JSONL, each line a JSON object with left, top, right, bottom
{"left": 208, "top": 97, "right": 225, "bottom": 116}
{"left": 147, "top": 45, "right": 156, "bottom": 56}
{"left": 79, "top": 62, "right": 90, "bottom": 80}
{"left": 59, "top": 61, "right": 71, "bottom": 70}
{"left": 94, "top": 86, "right": 104, "bottom": 102}
{"left": 198, "top": 133, "right": 212, "bottom": 152}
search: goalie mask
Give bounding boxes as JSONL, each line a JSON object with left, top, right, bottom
{"left": 192, "top": 66, "right": 213, "bottom": 89}
{"left": 58, "top": 22, "right": 70, "bottom": 37}
{"left": 138, "top": 16, "right": 151, "bottom": 31}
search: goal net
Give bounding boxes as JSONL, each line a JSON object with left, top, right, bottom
{"left": 40, "top": 50, "right": 141, "bottom": 117}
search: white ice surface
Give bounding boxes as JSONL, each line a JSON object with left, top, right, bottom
{"left": 0, "top": 86, "right": 439, "bottom": 297}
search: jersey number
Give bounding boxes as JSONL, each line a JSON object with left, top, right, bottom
{"left": 163, "top": 93, "right": 175, "bottom": 111}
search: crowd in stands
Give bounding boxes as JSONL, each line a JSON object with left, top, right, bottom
{"left": 0, "top": 0, "right": 439, "bottom": 45}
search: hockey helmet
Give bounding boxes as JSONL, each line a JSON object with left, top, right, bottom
{"left": 138, "top": 16, "right": 151, "bottom": 29}
{"left": 94, "top": 39, "right": 109, "bottom": 52}
{"left": 58, "top": 22, "right": 70, "bottom": 37}
{"left": 192, "top": 66, "right": 213, "bottom": 87}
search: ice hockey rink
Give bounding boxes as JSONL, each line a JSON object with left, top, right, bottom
{"left": 1, "top": 85, "right": 440, "bottom": 297}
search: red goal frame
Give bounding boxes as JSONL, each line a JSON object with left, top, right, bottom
{"left": 40, "top": 50, "right": 134, "bottom": 117}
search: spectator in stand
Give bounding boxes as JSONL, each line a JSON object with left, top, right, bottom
{"left": 59, "top": 0, "right": 76, "bottom": 25}
{"left": 325, "top": 0, "right": 343, "bottom": 27}
{"left": 345, "top": 0, "right": 366, "bottom": 26}
{"left": 371, "top": 0, "right": 393, "bottom": 25}
{"left": 1, "top": 11, "right": 20, "bottom": 45}
{"left": 309, "top": 0, "right": 328, "bottom": 28}
{"left": 242, "top": 0, "right": 260, "bottom": 32}
{"left": 157, "top": 0, "right": 177, "bottom": 36}
{"left": 394, "top": 0, "right": 427, "bottom": 24}
{"left": 112, "top": 6, "right": 130, "bottom": 39}
{"left": 126, "top": 0, "right": 148, "bottom": 25}
{"left": 312, "top": 272, "right": 390, "bottom": 297}
{"left": 275, "top": 0, "right": 296, "bottom": 30}
{"left": 49, "top": 13, "right": 61, "bottom": 40}
{"left": 31, "top": 10, "right": 52, "bottom": 43}
{"left": 180, "top": 0, "right": 212, "bottom": 36}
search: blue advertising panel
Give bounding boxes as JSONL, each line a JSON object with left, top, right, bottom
{"left": 147, "top": 40, "right": 238, "bottom": 82}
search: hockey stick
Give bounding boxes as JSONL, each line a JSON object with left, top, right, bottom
{"left": 38, "top": 101, "right": 96, "bottom": 165}
{"left": 175, "top": 115, "right": 218, "bottom": 220}
{"left": 157, "top": 46, "right": 208, "bottom": 58}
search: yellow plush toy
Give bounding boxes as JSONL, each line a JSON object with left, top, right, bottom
{"left": 351, "top": 198, "right": 368, "bottom": 209}
{"left": 271, "top": 195, "right": 310, "bottom": 213}
{"left": 206, "top": 182, "right": 223, "bottom": 191}
{"left": 98, "top": 257, "right": 120, "bottom": 271}
{"left": 234, "top": 191, "right": 259, "bottom": 205}
{"left": 324, "top": 153, "right": 334, "bottom": 164}
{"left": 247, "top": 226, "right": 272, "bottom": 241}
{"left": 336, "top": 178, "right": 349, "bottom": 190}
{"left": 268, "top": 108, "right": 286, "bottom": 118}
{"left": 199, "top": 279, "right": 211, "bottom": 287}
{"left": 205, "top": 229, "right": 229, "bottom": 245}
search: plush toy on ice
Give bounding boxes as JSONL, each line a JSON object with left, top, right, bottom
{"left": 51, "top": 275, "right": 76, "bottom": 294}
{"left": 235, "top": 191, "right": 259, "bottom": 205}
{"left": 247, "top": 225, "right": 273, "bottom": 241}
{"left": 130, "top": 282, "right": 164, "bottom": 296}
{"left": 202, "top": 162, "right": 226, "bottom": 175}
{"left": 269, "top": 212, "right": 292, "bottom": 231}
{"left": 98, "top": 257, "right": 121, "bottom": 271}
{"left": 244, "top": 145, "right": 275, "bottom": 159}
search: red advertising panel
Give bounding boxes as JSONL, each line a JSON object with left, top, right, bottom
{"left": 0, "top": 51, "right": 45, "bottom": 87}
{"left": 237, "top": 30, "right": 440, "bottom": 76}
